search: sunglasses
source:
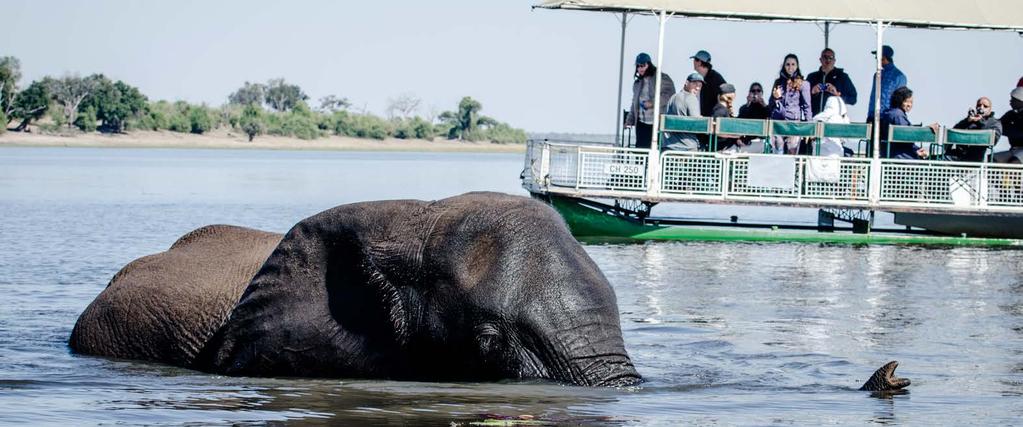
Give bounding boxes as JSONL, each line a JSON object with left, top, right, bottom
{"left": 821, "top": 56, "right": 835, "bottom": 60}
{"left": 751, "top": 89, "right": 763, "bottom": 93}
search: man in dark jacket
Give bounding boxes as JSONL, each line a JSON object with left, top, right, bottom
{"left": 946, "top": 97, "right": 1002, "bottom": 162}
{"left": 691, "top": 50, "right": 726, "bottom": 118}
{"left": 807, "top": 48, "right": 857, "bottom": 116}
{"left": 994, "top": 87, "right": 1023, "bottom": 163}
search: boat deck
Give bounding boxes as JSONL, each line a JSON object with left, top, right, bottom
{"left": 522, "top": 140, "right": 1023, "bottom": 217}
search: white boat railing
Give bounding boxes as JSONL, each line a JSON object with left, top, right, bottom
{"left": 522, "top": 140, "right": 1023, "bottom": 215}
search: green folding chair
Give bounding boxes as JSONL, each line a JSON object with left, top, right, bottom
{"left": 770, "top": 121, "right": 818, "bottom": 154}
{"left": 821, "top": 122, "right": 871, "bottom": 157}
{"left": 887, "top": 125, "right": 938, "bottom": 158}
{"left": 660, "top": 115, "right": 712, "bottom": 151}
{"left": 943, "top": 128, "right": 997, "bottom": 162}
{"left": 713, "top": 117, "right": 769, "bottom": 152}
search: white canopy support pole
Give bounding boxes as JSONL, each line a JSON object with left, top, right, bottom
{"left": 651, "top": 10, "right": 666, "bottom": 141}
{"left": 615, "top": 11, "right": 628, "bottom": 147}
{"left": 648, "top": 9, "right": 667, "bottom": 197}
{"left": 871, "top": 20, "right": 885, "bottom": 160}
{"left": 869, "top": 19, "right": 886, "bottom": 205}
{"left": 824, "top": 22, "right": 831, "bottom": 48}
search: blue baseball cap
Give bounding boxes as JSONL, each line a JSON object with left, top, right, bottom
{"left": 871, "top": 45, "right": 894, "bottom": 59}
{"left": 686, "top": 73, "right": 704, "bottom": 82}
{"left": 690, "top": 50, "right": 712, "bottom": 63}
{"left": 635, "top": 52, "right": 652, "bottom": 65}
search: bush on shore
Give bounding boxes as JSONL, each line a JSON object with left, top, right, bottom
{"left": 1, "top": 56, "right": 528, "bottom": 143}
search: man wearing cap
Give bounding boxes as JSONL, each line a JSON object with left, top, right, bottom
{"left": 866, "top": 45, "right": 907, "bottom": 122}
{"left": 627, "top": 52, "right": 676, "bottom": 149}
{"left": 807, "top": 48, "right": 857, "bottom": 116}
{"left": 692, "top": 50, "right": 727, "bottom": 119}
{"left": 662, "top": 73, "right": 704, "bottom": 151}
{"left": 993, "top": 87, "right": 1023, "bottom": 163}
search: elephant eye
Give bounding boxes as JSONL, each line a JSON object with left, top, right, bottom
{"left": 475, "top": 323, "right": 501, "bottom": 353}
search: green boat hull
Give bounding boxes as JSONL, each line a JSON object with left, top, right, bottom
{"left": 546, "top": 195, "right": 1023, "bottom": 247}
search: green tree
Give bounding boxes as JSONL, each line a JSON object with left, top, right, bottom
{"left": 10, "top": 80, "right": 50, "bottom": 131}
{"left": 228, "top": 81, "right": 265, "bottom": 106}
{"left": 439, "top": 96, "right": 489, "bottom": 141}
{"left": 80, "top": 76, "right": 148, "bottom": 133}
{"left": 0, "top": 110, "right": 6, "bottom": 134}
{"left": 317, "top": 94, "right": 350, "bottom": 113}
{"left": 238, "top": 104, "right": 265, "bottom": 142}
{"left": 46, "top": 74, "right": 99, "bottom": 128}
{"left": 264, "top": 78, "right": 307, "bottom": 112}
{"left": 0, "top": 56, "right": 20, "bottom": 117}
{"left": 74, "top": 106, "right": 97, "bottom": 132}
{"left": 187, "top": 105, "right": 214, "bottom": 134}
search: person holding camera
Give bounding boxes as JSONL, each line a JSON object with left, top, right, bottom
{"left": 738, "top": 82, "right": 769, "bottom": 120}
{"left": 945, "top": 97, "right": 1002, "bottom": 162}
{"left": 807, "top": 48, "right": 857, "bottom": 116}
{"left": 768, "top": 53, "right": 812, "bottom": 154}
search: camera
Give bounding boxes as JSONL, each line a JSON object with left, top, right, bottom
{"left": 969, "top": 109, "right": 977, "bottom": 116}
{"left": 818, "top": 83, "right": 828, "bottom": 91}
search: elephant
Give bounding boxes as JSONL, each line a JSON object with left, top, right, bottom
{"left": 69, "top": 192, "right": 642, "bottom": 387}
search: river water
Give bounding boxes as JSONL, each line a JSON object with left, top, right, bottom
{"left": 1, "top": 147, "right": 1021, "bottom": 425}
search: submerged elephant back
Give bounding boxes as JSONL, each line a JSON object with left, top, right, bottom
{"left": 69, "top": 224, "right": 282, "bottom": 368}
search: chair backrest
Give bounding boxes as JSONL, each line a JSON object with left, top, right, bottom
{"left": 716, "top": 117, "right": 769, "bottom": 137}
{"left": 771, "top": 120, "right": 817, "bottom": 138}
{"left": 821, "top": 122, "right": 871, "bottom": 140}
{"left": 888, "top": 125, "right": 937, "bottom": 144}
{"left": 661, "top": 115, "right": 712, "bottom": 135}
{"left": 944, "top": 128, "right": 996, "bottom": 147}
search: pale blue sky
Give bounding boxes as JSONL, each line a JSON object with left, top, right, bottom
{"left": 3, "top": 0, "right": 1022, "bottom": 133}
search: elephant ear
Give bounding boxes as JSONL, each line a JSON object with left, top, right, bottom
{"left": 201, "top": 200, "right": 431, "bottom": 378}
{"left": 69, "top": 225, "right": 282, "bottom": 368}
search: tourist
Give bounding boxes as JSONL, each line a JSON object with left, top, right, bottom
{"left": 807, "top": 48, "right": 857, "bottom": 116}
{"left": 768, "top": 53, "right": 812, "bottom": 154}
{"left": 738, "top": 82, "right": 769, "bottom": 120}
{"left": 866, "top": 45, "right": 907, "bottom": 122}
{"left": 993, "top": 87, "right": 1023, "bottom": 163}
{"left": 945, "top": 97, "right": 1002, "bottom": 162}
{"left": 879, "top": 86, "right": 938, "bottom": 159}
{"left": 626, "top": 52, "right": 676, "bottom": 150}
{"left": 711, "top": 83, "right": 742, "bottom": 152}
{"left": 663, "top": 72, "right": 703, "bottom": 151}
{"left": 691, "top": 50, "right": 726, "bottom": 119}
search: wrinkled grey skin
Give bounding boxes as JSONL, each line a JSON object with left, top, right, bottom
{"left": 69, "top": 225, "right": 282, "bottom": 367}
{"left": 70, "top": 192, "right": 641, "bottom": 387}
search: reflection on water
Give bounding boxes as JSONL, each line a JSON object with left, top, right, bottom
{"left": 2, "top": 147, "right": 1023, "bottom": 425}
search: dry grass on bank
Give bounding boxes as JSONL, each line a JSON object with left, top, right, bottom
{"left": 0, "top": 128, "right": 527, "bottom": 153}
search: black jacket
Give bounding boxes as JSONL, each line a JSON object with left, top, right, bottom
{"left": 806, "top": 67, "right": 857, "bottom": 116}
{"left": 699, "top": 69, "right": 727, "bottom": 119}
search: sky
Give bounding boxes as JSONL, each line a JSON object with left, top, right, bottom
{"left": 2, "top": 0, "right": 1022, "bottom": 134}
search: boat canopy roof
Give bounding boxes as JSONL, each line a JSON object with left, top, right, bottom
{"left": 535, "top": 0, "right": 1023, "bottom": 31}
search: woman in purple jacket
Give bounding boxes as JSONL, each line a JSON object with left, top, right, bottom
{"left": 769, "top": 54, "right": 812, "bottom": 154}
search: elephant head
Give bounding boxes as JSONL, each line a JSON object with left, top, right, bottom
{"left": 204, "top": 192, "right": 640, "bottom": 387}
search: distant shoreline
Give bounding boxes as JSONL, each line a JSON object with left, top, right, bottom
{"left": 0, "top": 129, "right": 527, "bottom": 153}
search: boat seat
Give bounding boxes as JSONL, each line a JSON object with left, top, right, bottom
{"left": 770, "top": 121, "right": 818, "bottom": 154}
{"left": 660, "top": 116, "right": 712, "bottom": 150}
{"left": 942, "top": 128, "right": 998, "bottom": 163}
{"left": 887, "top": 125, "right": 938, "bottom": 158}
{"left": 713, "top": 118, "right": 769, "bottom": 152}
{"left": 821, "top": 122, "right": 871, "bottom": 157}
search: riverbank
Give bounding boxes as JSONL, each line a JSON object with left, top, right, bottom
{"left": 0, "top": 129, "right": 526, "bottom": 153}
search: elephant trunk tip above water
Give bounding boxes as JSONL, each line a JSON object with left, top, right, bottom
{"left": 69, "top": 192, "right": 642, "bottom": 387}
